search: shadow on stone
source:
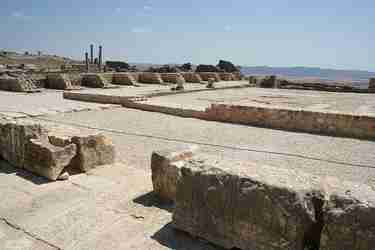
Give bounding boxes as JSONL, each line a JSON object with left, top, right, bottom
{"left": 0, "top": 159, "right": 52, "bottom": 185}
{"left": 133, "top": 191, "right": 174, "bottom": 213}
{"left": 151, "top": 223, "right": 225, "bottom": 250}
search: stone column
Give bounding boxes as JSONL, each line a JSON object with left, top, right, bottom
{"left": 98, "top": 45, "right": 103, "bottom": 72}
{"left": 369, "top": 78, "right": 375, "bottom": 91}
{"left": 90, "top": 44, "right": 94, "bottom": 64}
{"left": 85, "top": 52, "right": 89, "bottom": 72}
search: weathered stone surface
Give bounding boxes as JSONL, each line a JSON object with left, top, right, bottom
{"left": 172, "top": 158, "right": 323, "bottom": 250}
{"left": 0, "top": 72, "right": 40, "bottom": 92}
{"left": 70, "top": 134, "right": 115, "bottom": 172}
{"left": 181, "top": 72, "right": 202, "bottom": 83}
{"left": 139, "top": 72, "right": 164, "bottom": 84}
{"left": 151, "top": 145, "right": 197, "bottom": 202}
{"left": 24, "top": 137, "right": 76, "bottom": 180}
{"left": 259, "top": 75, "right": 279, "bottom": 88}
{"left": 45, "top": 73, "right": 74, "bottom": 90}
{"left": 0, "top": 119, "right": 77, "bottom": 180}
{"left": 320, "top": 177, "right": 375, "bottom": 250}
{"left": 81, "top": 73, "right": 110, "bottom": 88}
{"left": 218, "top": 72, "right": 234, "bottom": 81}
{"left": 206, "top": 78, "right": 215, "bottom": 88}
{"left": 199, "top": 72, "right": 220, "bottom": 82}
{"left": 112, "top": 72, "right": 136, "bottom": 85}
{"left": 369, "top": 78, "right": 375, "bottom": 91}
{"left": 160, "top": 73, "right": 186, "bottom": 84}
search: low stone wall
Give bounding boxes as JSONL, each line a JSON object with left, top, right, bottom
{"left": 160, "top": 73, "right": 186, "bottom": 84}
{"left": 204, "top": 104, "right": 375, "bottom": 140}
{"left": 45, "top": 73, "right": 74, "bottom": 90}
{"left": 181, "top": 72, "right": 202, "bottom": 83}
{"left": 81, "top": 73, "right": 111, "bottom": 88}
{"left": 138, "top": 72, "right": 164, "bottom": 84}
{"left": 198, "top": 72, "right": 221, "bottom": 82}
{"left": 151, "top": 149, "right": 375, "bottom": 250}
{"left": 0, "top": 119, "right": 115, "bottom": 180}
{"left": 218, "top": 72, "right": 234, "bottom": 81}
{"left": 112, "top": 72, "right": 136, "bottom": 85}
{"left": 0, "top": 72, "right": 40, "bottom": 92}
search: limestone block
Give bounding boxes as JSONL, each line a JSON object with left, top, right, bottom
{"left": 46, "top": 73, "right": 73, "bottom": 90}
{"left": 112, "top": 73, "right": 136, "bottom": 85}
{"left": 0, "top": 120, "right": 77, "bottom": 180}
{"left": 151, "top": 145, "right": 198, "bottom": 202}
{"left": 160, "top": 73, "right": 186, "bottom": 84}
{"left": 139, "top": 72, "right": 164, "bottom": 84}
{"left": 172, "top": 158, "right": 322, "bottom": 250}
{"left": 70, "top": 134, "right": 115, "bottom": 172}
{"left": 0, "top": 72, "right": 39, "bottom": 92}
{"left": 81, "top": 73, "right": 110, "bottom": 88}
{"left": 0, "top": 120, "right": 44, "bottom": 167}
{"left": 259, "top": 75, "right": 279, "bottom": 88}
{"left": 198, "top": 72, "right": 220, "bottom": 82}
{"left": 181, "top": 72, "right": 202, "bottom": 83}
{"left": 320, "top": 178, "right": 375, "bottom": 250}
{"left": 24, "top": 137, "right": 76, "bottom": 180}
{"left": 218, "top": 72, "right": 234, "bottom": 81}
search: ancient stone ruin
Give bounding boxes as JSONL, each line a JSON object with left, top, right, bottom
{"left": 138, "top": 72, "right": 165, "bottom": 84}
{"left": 369, "top": 78, "right": 375, "bottom": 91}
{"left": 258, "top": 75, "right": 279, "bottom": 88}
{"left": 160, "top": 73, "right": 186, "bottom": 84}
{"left": 81, "top": 73, "right": 111, "bottom": 88}
{"left": 0, "top": 119, "right": 115, "bottom": 180}
{"left": 45, "top": 73, "right": 76, "bottom": 90}
{"left": 181, "top": 72, "right": 202, "bottom": 83}
{"left": 218, "top": 72, "right": 234, "bottom": 81}
{"left": 199, "top": 72, "right": 221, "bottom": 82}
{"left": 112, "top": 72, "right": 137, "bottom": 85}
{"left": 0, "top": 71, "right": 40, "bottom": 92}
{"left": 152, "top": 148, "right": 375, "bottom": 250}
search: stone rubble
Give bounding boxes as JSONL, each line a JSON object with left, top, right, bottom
{"left": 0, "top": 72, "right": 40, "bottom": 92}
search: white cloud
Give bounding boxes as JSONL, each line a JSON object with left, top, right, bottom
{"left": 115, "top": 7, "right": 121, "bottom": 13}
{"left": 143, "top": 5, "right": 152, "bottom": 10}
{"left": 131, "top": 27, "right": 151, "bottom": 33}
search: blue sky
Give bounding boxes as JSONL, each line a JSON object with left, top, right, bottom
{"left": 1, "top": 0, "right": 374, "bottom": 71}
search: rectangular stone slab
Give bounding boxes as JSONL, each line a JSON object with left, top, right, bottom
{"left": 172, "top": 158, "right": 322, "bottom": 250}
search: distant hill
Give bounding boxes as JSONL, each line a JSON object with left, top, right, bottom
{"left": 240, "top": 66, "right": 375, "bottom": 83}
{"left": 0, "top": 50, "right": 80, "bottom": 68}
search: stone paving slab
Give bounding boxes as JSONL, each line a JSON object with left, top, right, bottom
{"left": 0, "top": 89, "right": 121, "bottom": 119}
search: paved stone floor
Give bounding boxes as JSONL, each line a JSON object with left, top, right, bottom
{"left": 0, "top": 89, "right": 120, "bottom": 119}
{"left": 146, "top": 87, "right": 375, "bottom": 115}
{"left": 1, "top": 87, "right": 375, "bottom": 249}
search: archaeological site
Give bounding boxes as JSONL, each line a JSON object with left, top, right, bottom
{"left": 1, "top": 3, "right": 375, "bottom": 248}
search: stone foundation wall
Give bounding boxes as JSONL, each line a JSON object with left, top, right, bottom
{"left": 81, "top": 73, "right": 111, "bottom": 88}
{"left": 181, "top": 72, "right": 202, "bottom": 83}
{"left": 160, "top": 73, "right": 186, "bottom": 84}
{"left": 45, "top": 73, "right": 74, "bottom": 90}
{"left": 112, "top": 73, "right": 136, "bottom": 85}
{"left": 138, "top": 72, "right": 164, "bottom": 84}
{"left": 204, "top": 104, "right": 375, "bottom": 140}
{"left": 218, "top": 72, "right": 234, "bottom": 81}
{"left": 0, "top": 72, "right": 39, "bottom": 92}
{"left": 198, "top": 72, "right": 221, "bottom": 82}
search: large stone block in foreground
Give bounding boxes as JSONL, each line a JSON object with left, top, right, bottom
{"left": 172, "top": 159, "right": 323, "bottom": 250}
{"left": 48, "top": 127, "right": 116, "bottom": 172}
{"left": 151, "top": 145, "right": 197, "bottom": 202}
{"left": 0, "top": 120, "right": 77, "bottom": 180}
{"left": 320, "top": 178, "right": 375, "bottom": 250}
